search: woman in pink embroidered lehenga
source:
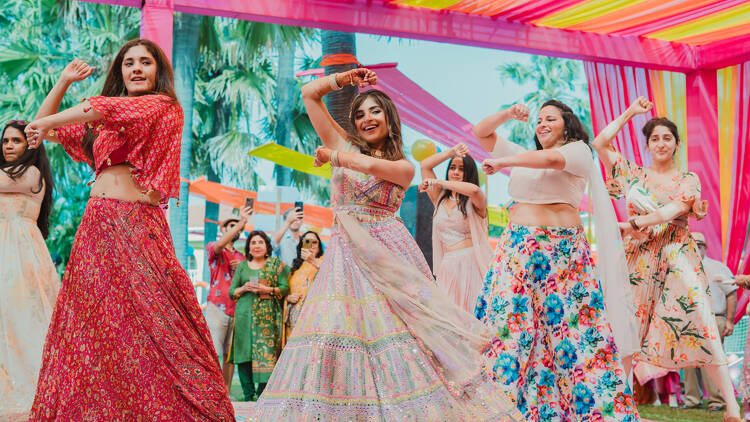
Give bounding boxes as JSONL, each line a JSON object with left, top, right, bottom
{"left": 24, "top": 45, "right": 233, "bottom": 421}
{"left": 254, "top": 69, "right": 522, "bottom": 421}
{"left": 419, "top": 142, "right": 492, "bottom": 313}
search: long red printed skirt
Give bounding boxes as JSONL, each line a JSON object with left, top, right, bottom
{"left": 30, "top": 197, "right": 235, "bottom": 421}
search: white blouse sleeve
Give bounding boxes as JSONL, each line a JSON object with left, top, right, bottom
{"left": 490, "top": 137, "right": 527, "bottom": 158}
{"left": 558, "top": 141, "right": 592, "bottom": 177}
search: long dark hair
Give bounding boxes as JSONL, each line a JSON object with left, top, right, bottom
{"left": 245, "top": 230, "right": 272, "bottom": 260}
{"left": 533, "top": 100, "right": 590, "bottom": 150}
{"left": 435, "top": 154, "right": 480, "bottom": 218}
{"left": 1, "top": 121, "right": 54, "bottom": 238}
{"left": 290, "top": 231, "right": 325, "bottom": 277}
{"left": 642, "top": 117, "right": 680, "bottom": 146}
{"left": 81, "top": 39, "right": 178, "bottom": 162}
{"left": 347, "top": 90, "right": 405, "bottom": 161}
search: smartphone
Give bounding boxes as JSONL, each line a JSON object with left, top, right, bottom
{"left": 248, "top": 275, "right": 259, "bottom": 286}
{"left": 302, "top": 238, "right": 312, "bottom": 249}
{"left": 294, "top": 201, "right": 304, "bottom": 212}
{"left": 244, "top": 196, "right": 255, "bottom": 211}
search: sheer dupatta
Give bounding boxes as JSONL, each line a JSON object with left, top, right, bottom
{"left": 431, "top": 199, "right": 493, "bottom": 281}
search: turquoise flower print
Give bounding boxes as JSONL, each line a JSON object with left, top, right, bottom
{"left": 538, "top": 369, "right": 555, "bottom": 387}
{"left": 599, "top": 370, "right": 622, "bottom": 391}
{"left": 512, "top": 296, "right": 529, "bottom": 314}
{"left": 554, "top": 339, "right": 578, "bottom": 370}
{"left": 526, "top": 251, "right": 552, "bottom": 282}
{"left": 516, "top": 392, "right": 528, "bottom": 415}
{"left": 538, "top": 404, "right": 557, "bottom": 422}
{"left": 622, "top": 414, "right": 638, "bottom": 422}
{"left": 557, "top": 237, "right": 572, "bottom": 255}
{"left": 518, "top": 331, "right": 533, "bottom": 351}
{"left": 544, "top": 295, "right": 565, "bottom": 326}
{"left": 509, "top": 226, "right": 529, "bottom": 248}
{"left": 474, "top": 294, "right": 487, "bottom": 320}
{"left": 493, "top": 353, "right": 520, "bottom": 384}
{"left": 573, "top": 384, "right": 595, "bottom": 415}
{"left": 570, "top": 282, "right": 589, "bottom": 303}
{"left": 583, "top": 326, "right": 604, "bottom": 348}
{"left": 589, "top": 290, "right": 604, "bottom": 311}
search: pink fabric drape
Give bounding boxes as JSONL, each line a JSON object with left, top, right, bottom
{"left": 140, "top": 0, "right": 174, "bottom": 61}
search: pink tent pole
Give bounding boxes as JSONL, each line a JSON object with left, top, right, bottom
{"left": 140, "top": 0, "right": 175, "bottom": 61}
{"left": 685, "top": 70, "right": 722, "bottom": 260}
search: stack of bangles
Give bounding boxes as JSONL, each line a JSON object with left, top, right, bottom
{"left": 628, "top": 217, "right": 640, "bottom": 230}
{"left": 328, "top": 73, "right": 353, "bottom": 91}
{"left": 330, "top": 150, "right": 340, "bottom": 167}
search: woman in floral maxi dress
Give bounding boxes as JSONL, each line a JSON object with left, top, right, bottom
{"left": 592, "top": 97, "right": 740, "bottom": 422}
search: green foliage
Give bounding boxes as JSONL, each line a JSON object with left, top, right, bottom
{"left": 496, "top": 56, "right": 593, "bottom": 150}
{"left": 0, "top": 1, "right": 139, "bottom": 273}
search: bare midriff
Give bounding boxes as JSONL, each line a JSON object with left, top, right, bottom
{"left": 509, "top": 202, "right": 582, "bottom": 228}
{"left": 443, "top": 238, "right": 473, "bottom": 252}
{"left": 90, "top": 164, "right": 156, "bottom": 204}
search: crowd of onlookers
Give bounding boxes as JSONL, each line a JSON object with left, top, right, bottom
{"left": 204, "top": 205, "right": 324, "bottom": 401}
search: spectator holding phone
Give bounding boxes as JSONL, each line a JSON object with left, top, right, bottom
{"left": 229, "top": 230, "right": 289, "bottom": 401}
{"left": 204, "top": 205, "right": 252, "bottom": 391}
{"left": 283, "top": 231, "right": 325, "bottom": 344}
{"left": 272, "top": 204, "right": 304, "bottom": 266}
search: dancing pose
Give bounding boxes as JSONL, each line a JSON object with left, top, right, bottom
{"left": 254, "top": 68, "right": 522, "bottom": 421}
{"left": 284, "top": 230, "right": 324, "bottom": 341}
{"left": 475, "top": 101, "right": 639, "bottom": 420}
{"left": 0, "top": 121, "right": 59, "bottom": 420}
{"left": 24, "top": 44, "right": 234, "bottom": 421}
{"left": 419, "top": 142, "right": 491, "bottom": 312}
{"left": 593, "top": 97, "right": 740, "bottom": 421}
{"left": 229, "top": 230, "right": 289, "bottom": 402}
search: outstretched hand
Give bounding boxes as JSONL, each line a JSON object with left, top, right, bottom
{"left": 61, "top": 59, "right": 94, "bottom": 84}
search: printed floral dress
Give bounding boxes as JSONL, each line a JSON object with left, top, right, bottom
{"left": 605, "top": 152, "right": 725, "bottom": 381}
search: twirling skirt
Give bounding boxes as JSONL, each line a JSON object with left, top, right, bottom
{"left": 29, "top": 197, "right": 234, "bottom": 421}
{"left": 434, "top": 247, "right": 485, "bottom": 313}
{"left": 475, "top": 224, "right": 639, "bottom": 421}
{"left": 255, "top": 211, "right": 522, "bottom": 421}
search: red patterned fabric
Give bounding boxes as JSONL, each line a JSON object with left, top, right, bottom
{"left": 55, "top": 94, "right": 183, "bottom": 203}
{"left": 206, "top": 241, "right": 244, "bottom": 317}
{"left": 29, "top": 197, "right": 234, "bottom": 421}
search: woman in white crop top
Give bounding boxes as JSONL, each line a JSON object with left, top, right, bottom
{"left": 418, "top": 143, "right": 492, "bottom": 313}
{"left": 472, "top": 100, "right": 640, "bottom": 421}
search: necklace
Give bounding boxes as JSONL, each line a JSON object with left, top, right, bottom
{"left": 372, "top": 149, "right": 384, "bottom": 157}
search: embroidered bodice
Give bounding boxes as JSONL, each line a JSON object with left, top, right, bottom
{"left": 331, "top": 167, "right": 405, "bottom": 214}
{"left": 433, "top": 203, "right": 471, "bottom": 247}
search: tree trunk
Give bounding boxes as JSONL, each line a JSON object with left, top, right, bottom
{"left": 170, "top": 12, "right": 200, "bottom": 269}
{"left": 321, "top": 30, "right": 357, "bottom": 133}
{"left": 274, "top": 34, "right": 295, "bottom": 187}
{"left": 201, "top": 98, "right": 230, "bottom": 282}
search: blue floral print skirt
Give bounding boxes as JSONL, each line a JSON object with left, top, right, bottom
{"left": 475, "top": 224, "right": 639, "bottom": 421}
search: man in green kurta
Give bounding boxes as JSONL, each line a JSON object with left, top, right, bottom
{"left": 229, "top": 255, "right": 289, "bottom": 401}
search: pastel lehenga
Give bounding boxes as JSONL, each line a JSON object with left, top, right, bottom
{"left": 254, "top": 145, "right": 522, "bottom": 421}
{"left": 606, "top": 152, "right": 725, "bottom": 383}
{"left": 431, "top": 202, "right": 492, "bottom": 313}
{"left": 0, "top": 176, "right": 59, "bottom": 419}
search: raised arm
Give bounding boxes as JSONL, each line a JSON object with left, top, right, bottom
{"left": 315, "top": 146, "right": 414, "bottom": 189}
{"left": 301, "top": 68, "right": 378, "bottom": 151}
{"left": 213, "top": 206, "right": 252, "bottom": 254}
{"left": 420, "top": 143, "right": 469, "bottom": 204}
{"left": 592, "top": 97, "right": 652, "bottom": 172}
{"left": 420, "top": 179, "right": 486, "bottom": 217}
{"left": 482, "top": 141, "right": 591, "bottom": 177}
{"left": 472, "top": 104, "right": 529, "bottom": 153}
{"left": 25, "top": 101, "right": 104, "bottom": 149}
{"left": 34, "top": 60, "right": 95, "bottom": 144}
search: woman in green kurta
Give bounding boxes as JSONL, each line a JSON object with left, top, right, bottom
{"left": 229, "top": 230, "right": 289, "bottom": 401}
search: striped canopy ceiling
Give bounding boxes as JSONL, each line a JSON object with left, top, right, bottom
{"left": 395, "top": 0, "right": 750, "bottom": 46}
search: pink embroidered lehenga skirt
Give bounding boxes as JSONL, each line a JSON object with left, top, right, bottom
{"left": 29, "top": 197, "right": 234, "bottom": 421}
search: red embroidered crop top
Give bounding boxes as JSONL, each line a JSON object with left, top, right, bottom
{"left": 55, "top": 94, "right": 184, "bottom": 203}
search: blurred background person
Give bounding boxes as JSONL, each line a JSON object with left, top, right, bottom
{"left": 0, "top": 120, "right": 59, "bottom": 420}
{"left": 272, "top": 206, "right": 304, "bottom": 266}
{"left": 284, "top": 230, "right": 325, "bottom": 343}
{"left": 229, "top": 230, "right": 289, "bottom": 401}
{"left": 204, "top": 206, "right": 252, "bottom": 391}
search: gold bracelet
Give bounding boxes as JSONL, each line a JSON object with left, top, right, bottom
{"left": 328, "top": 74, "right": 342, "bottom": 91}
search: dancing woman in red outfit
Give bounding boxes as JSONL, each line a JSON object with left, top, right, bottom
{"left": 25, "top": 40, "right": 234, "bottom": 421}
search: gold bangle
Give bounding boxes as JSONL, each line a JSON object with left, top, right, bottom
{"left": 328, "top": 74, "right": 342, "bottom": 91}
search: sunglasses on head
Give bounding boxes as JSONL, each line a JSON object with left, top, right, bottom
{"left": 6, "top": 120, "right": 28, "bottom": 125}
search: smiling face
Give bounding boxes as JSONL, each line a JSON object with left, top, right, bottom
{"left": 535, "top": 105, "right": 566, "bottom": 149}
{"left": 248, "top": 234, "right": 269, "bottom": 259}
{"left": 121, "top": 45, "right": 157, "bottom": 96}
{"left": 447, "top": 157, "right": 465, "bottom": 182}
{"left": 646, "top": 125, "right": 678, "bottom": 164}
{"left": 2, "top": 126, "right": 28, "bottom": 163}
{"left": 353, "top": 97, "right": 389, "bottom": 148}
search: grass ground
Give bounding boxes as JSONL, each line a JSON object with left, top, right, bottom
{"left": 637, "top": 404, "right": 726, "bottom": 421}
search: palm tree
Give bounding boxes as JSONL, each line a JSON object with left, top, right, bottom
{"left": 321, "top": 31, "right": 357, "bottom": 133}
{"left": 496, "top": 55, "right": 592, "bottom": 149}
{"left": 170, "top": 11, "right": 201, "bottom": 268}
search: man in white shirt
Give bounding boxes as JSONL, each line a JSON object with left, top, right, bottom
{"left": 683, "top": 232, "right": 738, "bottom": 411}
